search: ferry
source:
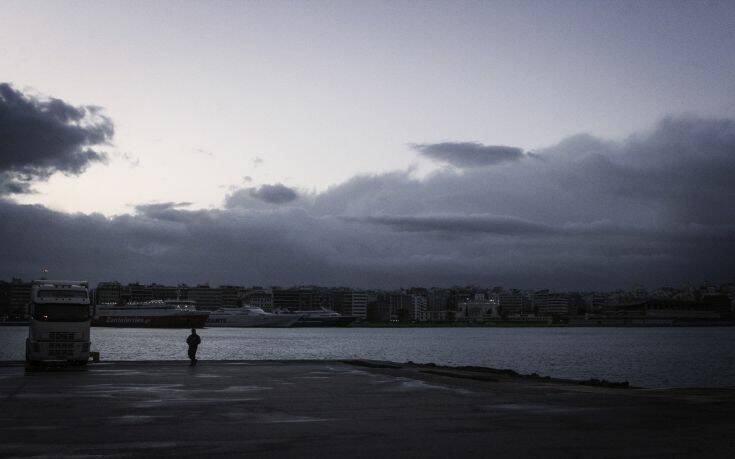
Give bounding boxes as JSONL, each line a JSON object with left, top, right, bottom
{"left": 289, "top": 308, "right": 358, "bottom": 327}
{"left": 205, "top": 307, "right": 301, "bottom": 328}
{"left": 92, "top": 300, "right": 209, "bottom": 328}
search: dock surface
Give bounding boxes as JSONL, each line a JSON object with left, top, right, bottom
{"left": 1, "top": 360, "right": 734, "bottom": 458}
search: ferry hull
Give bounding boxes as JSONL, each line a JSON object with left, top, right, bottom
{"left": 292, "top": 316, "right": 357, "bottom": 327}
{"left": 92, "top": 314, "right": 209, "bottom": 328}
{"left": 205, "top": 315, "right": 299, "bottom": 328}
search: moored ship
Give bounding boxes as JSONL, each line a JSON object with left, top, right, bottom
{"left": 205, "top": 307, "right": 301, "bottom": 327}
{"left": 289, "top": 308, "right": 358, "bottom": 327}
{"left": 92, "top": 300, "right": 210, "bottom": 328}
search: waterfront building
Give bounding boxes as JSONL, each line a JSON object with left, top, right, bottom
{"left": 427, "top": 310, "right": 448, "bottom": 321}
{"left": 498, "top": 292, "right": 524, "bottom": 317}
{"left": 534, "top": 292, "right": 570, "bottom": 318}
{"left": 568, "top": 292, "right": 586, "bottom": 316}
{"left": 150, "top": 283, "right": 180, "bottom": 301}
{"left": 312, "top": 287, "right": 338, "bottom": 310}
{"left": 700, "top": 294, "right": 733, "bottom": 318}
{"left": 449, "top": 287, "right": 476, "bottom": 309}
{"left": 242, "top": 288, "right": 274, "bottom": 311}
{"left": 456, "top": 300, "right": 499, "bottom": 321}
{"left": 427, "top": 288, "right": 450, "bottom": 322}
{"left": 220, "top": 285, "right": 242, "bottom": 308}
{"left": 367, "top": 293, "right": 392, "bottom": 322}
{"left": 389, "top": 293, "right": 413, "bottom": 322}
{"left": 409, "top": 295, "right": 429, "bottom": 322}
{"left": 0, "top": 279, "right": 30, "bottom": 319}
{"left": 272, "top": 287, "right": 301, "bottom": 310}
{"left": 6, "top": 278, "right": 31, "bottom": 319}
{"left": 188, "top": 284, "right": 223, "bottom": 311}
{"left": 272, "top": 286, "right": 335, "bottom": 311}
{"left": 0, "top": 281, "right": 9, "bottom": 318}
{"left": 333, "top": 290, "right": 368, "bottom": 319}
{"left": 584, "top": 293, "right": 609, "bottom": 314}
{"left": 95, "top": 281, "right": 123, "bottom": 304}
{"left": 127, "top": 283, "right": 153, "bottom": 303}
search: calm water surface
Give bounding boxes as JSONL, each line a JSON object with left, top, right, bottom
{"left": 2, "top": 326, "right": 734, "bottom": 388}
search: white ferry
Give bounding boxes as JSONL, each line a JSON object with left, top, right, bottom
{"left": 205, "top": 307, "right": 301, "bottom": 327}
{"left": 289, "top": 308, "right": 358, "bottom": 327}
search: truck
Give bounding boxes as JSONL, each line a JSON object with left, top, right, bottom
{"left": 25, "top": 280, "right": 92, "bottom": 366}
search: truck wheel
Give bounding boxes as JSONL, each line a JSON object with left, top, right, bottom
{"left": 73, "top": 360, "right": 88, "bottom": 366}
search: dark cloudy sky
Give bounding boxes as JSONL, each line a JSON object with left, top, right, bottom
{"left": 1, "top": 1, "right": 734, "bottom": 289}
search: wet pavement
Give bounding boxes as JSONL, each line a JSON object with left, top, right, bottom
{"left": 1, "top": 360, "right": 734, "bottom": 458}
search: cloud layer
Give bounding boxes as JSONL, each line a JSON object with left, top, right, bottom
{"left": 1, "top": 96, "right": 733, "bottom": 289}
{"left": 0, "top": 83, "right": 113, "bottom": 194}
{"left": 224, "top": 183, "right": 301, "bottom": 208}
{"left": 412, "top": 142, "right": 525, "bottom": 168}
{"left": 247, "top": 183, "right": 299, "bottom": 204}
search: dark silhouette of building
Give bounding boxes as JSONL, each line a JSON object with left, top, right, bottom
{"left": 0, "top": 278, "right": 31, "bottom": 319}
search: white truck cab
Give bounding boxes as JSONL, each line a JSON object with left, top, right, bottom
{"left": 26, "top": 280, "right": 92, "bottom": 366}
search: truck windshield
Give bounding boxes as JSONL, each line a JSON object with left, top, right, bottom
{"left": 33, "top": 304, "right": 90, "bottom": 322}
{"left": 37, "top": 290, "right": 88, "bottom": 300}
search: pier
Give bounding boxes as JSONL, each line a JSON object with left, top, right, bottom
{"left": 1, "top": 360, "right": 734, "bottom": 457}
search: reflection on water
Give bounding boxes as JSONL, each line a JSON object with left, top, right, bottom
{"left": 1, "top": 326, "right": 734, "bottom": 388}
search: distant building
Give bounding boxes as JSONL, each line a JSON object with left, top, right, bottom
{"left": 242, "top": 288, "right": 273, "bottom": 311}
{"left": 272, "top": 288, "right": 301, "bottom": 310}
{"left": 389, "top": 293, "right": 413, "bottom": 322}
{"left": 127, "top": 283, "right": 153, "bottom": 303}
{"left": 456, "top": 300, "right": 499, "bottom": 321}
{"left": 0, "top": 278, "right": 32, "bottom": 319}
{"left": 272, "top": 287, "right": 335, "bottom": 311}
{"left": 95, "top": 281, "right": 123, "bottom": 304}
{"left": 333, "top": 290, "right": 368, "bottom": 319}
{"left": 700, "top": 294, "right": 733, "bottom": 319}
{"left": 150, "top": 284, "right": 180, "bottom": 301}
{"left": 367, "top": 293, "right": 392, "bottom": 322}
{"left": 584, "top": 293, "right": 608, "bottom": 314}
{"left": 8, "top": 278, "right": 31, "bottom": 319}
{"left": 427, "top": 288, "right": 450, "bottom": 322}
{"left": 0, "top": 281, "right": 9, "bottom": 318}
{"left": 534, "top": 292, "right": 569, "bottom": 318}
{"left": 449, "top": 287, "right": 476, "bottom": 310}
{"left": 409, "top": 295, "right": 428, "bottom": 322}
{"left": 220, "top": 285, "right": 242, "bottom": 308}
{"left": 188, "top": 284, "right": 223, "bottom": 311}
{"left": 97, "top": 282, "right": 186, "bottom": 304}
{"left": 498, "top": 292, "right": 525, "bottom": 317}
{"left": 427, "top": 310, "right": 448, "bottom": 321}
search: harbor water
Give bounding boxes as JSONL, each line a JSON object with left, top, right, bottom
{"left": 2, "top": 326, "right": 734, "bottom": 388}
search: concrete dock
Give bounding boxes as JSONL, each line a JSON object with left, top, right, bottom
{"left": 1, "top": 360, "right": 734, "bottom": 458}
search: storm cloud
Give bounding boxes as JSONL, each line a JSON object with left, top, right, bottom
{"left": 250, "top": 183, "right": 298, "bottom": 204}
{"left": 345, "top": 214, "right": 553, "bottom": 236}
{"left": 225, "top": 183, "right": 299, "bottom": 208}
{"left": 411, "top": 142, "right": 524, "bottom": 168}
{"left": 1, "top": 113, "right": 734, "bottom": 290}
{"left": 0, "top": 83, "right": 113, "bottom": 194}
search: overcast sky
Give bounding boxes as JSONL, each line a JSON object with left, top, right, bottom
{"left": 1, "top": 1, "right": 734, "bottom": 289}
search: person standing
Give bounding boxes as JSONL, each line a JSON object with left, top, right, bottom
{"left": 186, "top": 328, "right": 201, "bottom": 366}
